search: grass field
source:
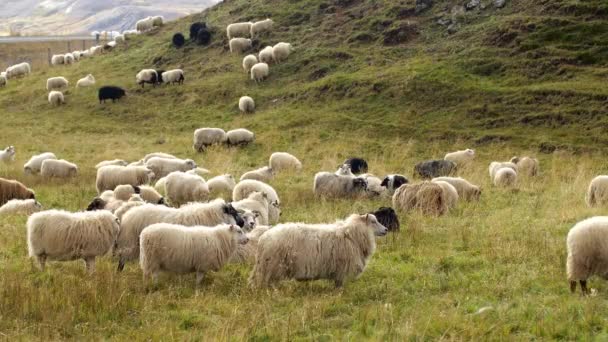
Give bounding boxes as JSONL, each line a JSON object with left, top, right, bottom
{"left": 0, "top": 38, "right": 102, "bottom": 71}
{"left": 1, "top": 0, "right": 608, "bottom": 339}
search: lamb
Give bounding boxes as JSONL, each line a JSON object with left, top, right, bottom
{"left": 145, "top": 157, "right": 197, "bottom": 180}
{"left": 240, "top": 166, "right": 274, "bottom": 182}
{"left": 269, "top": 152, "right": 302, "bottom": 172}
{"left": 51, "top": 54, "right": 65, "bottom": 65}
{"left": 250, "top": 63, "right": 269, "bottom": 82}
{"left": 5, "top": 62, "right": 31, "bottom": 78}
{"left": 64, "top": 53, "right": 75, "bottom": 64}
{"left": 414, "top": 160, "right": 457, "bottom": 179}
{"left": 370, "top": 207, "right": 400, "bottom": 231}
{"left": 227, "top": 22, "right": 252, "bottom": 39}
{"left": 40, "top": 159, "right": 78, "bottom": 178}
{"left": 343, "top": 158, "right": 368, "bottom": 174}
{"left": 586, "top": 176, "right": 608, "bottom": 207}
{"left": 230, "top": 225, "right": 271, "bottom": 264}
{"left": 76, "top": 74, "right": 95, "bottom": 88}
{"left": 250, "top": 19, "right": 274, "bottom": 38}
{"left": 0, "top": 199, "right": 42, "bottom": 215}
{"left": 431, "top": 180, "right": 459, "bottom": 209}
{"left": 27, "top": 210, "right": 120, "bottom": 273}
{"left": 566, "top": 216, "right": 608, "bottom": 295}
{"left": 48, "top": 91, "right": 64, "bottom": 106}
{"left": 258, "top": 46, "right": 274, "bottom": 64}
{"left": 0, "top": 74, "right": 6, "bottom": 87}
{"left": 98, "top": 86, "right": 126, "bottom": 103}
{"left": 229, "top": 38, "right": 252, "bottom": 54}
{"left": 226, "top": 128, "right": 255, "bottom": 145}
{"left": 335, "top": 164, "right": 354, "bottom": 176}
{"left": 243, "top": 55, "right": 258, "bottom": 74}
{"left": 193, "top": 128, "right": 228, "bottom": 152}
{"left": 0, "top": 178, "right": 35, "bottom": 205}
{"left": 207, "top": 174, "right": 236, "bottom": 196}
{"left": 239, "top": 96, "right": 255, "bottom": 113}
{"left": 380, "top": 174, "right": 409, "bottom": 194}
{"left": 431, "top": 177, "right": 481, "bottom": 201}
{"left": 488, "top": 161, "right": 517, "bottom": 179}
{"left": 249, "top": 213, "right": 388, "bottom": 288}
{"left": 46, "top": 77, "right": 68, "bottom": 90}
{"left": 140, "top": 223, "right": 248, "bottom": 284}
{"left": 510, "top": 156, "right": 539, "bottom": 177}
{"left": 232, "top": 191, "right": 270, "bottom": 225}
{"left": 161, "top": 69, "right": 185, "bottom": 85}
{"left": 392, "top": 182, "right": 447, "bottom": 216}
{"left": 313, "top": 172, "right": 368, "bottom": 198}
{"left": 164, "top": 171, "right": 209, "bottom": 207}
{"left": 136, "top": 17, "right": 154, "bottom": 32}
{"left": 444, "top": 149, "right": 475, "bottom": 167}
{"left": 136, "top": 69, "right": 158, "bottom": 88}
{"left": 0, "top": 146, "right": 15, "bottom": 163}
{"left": 24, "top": 152, "right": 56, "bottom": 174}
{"left": 272, "top": 42, "right": 293, "bottom": 63}
{"left": 233, "top": 180, "right": 280, "bottom": 224}
{"left": 95, "top": 159, "right": 128, "bottom": 168}
{"left": 116, "top": 199, "right": 245, "bottom": 269}
{"left": 493, "top": 168, "right": 517, "bottom": 187}
{"left": 95, "top": 165, "right": 155, "bottom": 193}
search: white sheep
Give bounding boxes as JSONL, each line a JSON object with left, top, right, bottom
{"left": 489, "top": 161, "right": 518, "bottom": 179}
{"left": 335, "top": 164, "right": 354, "bottom": 176}
{"left": 193, "top": 128, "right": 228, "bottom": 152}
{"left": 269, "top": 152, "right": 302, "bottom": 173}
{"left": 566, "top": 216, "right": 608, "bottom": 294}
{"left": 136, "top": 69, "right": 158, "bottom": 88}
{"left": 444, "top": 149, "right": 475, "bottom": 167}
{"left": 27, "top": 210, "right": 120, "bottom": 272}
{"left": 24, "top": 152, "right": 56, "bottom": 174}
{"left": 227, "top": 22, "right": 252, "bottom": 39}
{"left": 249, "top": 213, "right": 388, "bottom": 288}
{"left": 272, "top": 42, "right": 293, "bottom": 63}
{"left": 164, "top": 171, "right": 209, "bottom": 207}
{"left": 151, "top": 16, "right": 164, "bottom": 27}
{"left": 143, "top": 152, "right": 177, "bottom": 163}
{"left": 40, "top": 159, "right": 78, "bottom": 178}
{"left": 250, "top": 19, "right": 274, "bottom": 38}
{"left": 51, "top": 54, "right": 65, "bottom": 65}
{"left": 359, "top": 174, "right": 386, "bottom": 196}
{"left": 586, "top": 176, "right": 608, "bottom": 207}
{"left": 431, "top": 180, "right": 459, "bottom": 208}
{"left": 313, "top": 172, "right": 368, "bottom": 198}
{"left": 46, "top": 77, "right": 68, "bottom": 91}
{"left": 95, "top": 159, "right": 128, "bottom": 169}
{"left": 258, "top": 46, "right": 274, "bottom": 64}
{"left": 226, "top": 128, "right": 255, "bottom": 145}
{"left": 240, "top": 166, "right": 274, "bottom": 182}
{"left": 250, "top": 62, "right": 269, "bottom": 82}
{"left": 0, "top": 199, "right": 42, "bottom": 215}
{"left": 140, "top": 223, "right": 248, "bottom": 284}
{"left": 72, "top": 51, "right": 81, "bottom": 61}
{"left": 136, "top": 17, "right": 154, "bottom": 32}
{"left": 392, "top": 182, "right": 447, "bottom": 216}
{"left": 207, "top": 174, "right": 236, "bottom": 196}
{"left": 233, "top": 180, "right": 280, "bottom": 224}
{"left": 76, "top": 74, "right": 95, "bottom": 88}
{"left": 145, "top": 157, "right": 197, "bottom": 180}
{"left": 6, "top": 62, "right": 31, "bottom": 79}
{"left": 155, "top": 169, "right": 202, "bottom": 194}
{"left": 48, "top": 91, "right": 65, "bottom": 106}
{"left": 96, "top": 165, "right": 155, "bottom": 193}
{"left": 0, "top": 74, "right": 6, "bottom": 87}
{"left": 232, "top": 191, "right": 270, "bottom": 225}
{"left": 112, "top": 184, "right": 163, "bottom": 204}
{"left": 510, "top": 156, "right": 539, "bottom": 177}
{"left": 114, "top": 34, "right": 125, "bottom": 43}
{"left": 243, "top": 54, "right": 258, "bottom": 73}
{"left": 239, "top": 96, "right": 255, "bottom": 113}
{"left": 64, "top": 53, "right": 75, "bottom": 64}
{"left": 0, "top": 146, "right": 15, "bottom": 163}
{"left": 493, "top": 167, "right": 517, "bottom": 187}
{"left": 431, "top": 177, "right": 481, "bottom": 201}
{"left": 114, "top": 194, "right": 145, "bottom": 221}
{"left": 161, "top": 69, "right": 185, "bottom": 85}
{"left": 229, "top": 38, "right": 253, "bottom": 54}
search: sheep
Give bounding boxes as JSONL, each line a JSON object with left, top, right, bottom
{"left": 195, "top": 28, "right": 212, "bottom": 45}
{"left": 269, "top": 152, "right": 302, "bottom": 173}
{"left": 488, "top": 161, "right": 517, "bottom": 179}
{"left": 207, "top": 174, "right": 236, "bottom": 196}
{"left": 250, "top": 19, "right": 274, "bottom": 38}
{"left": 143, "top": 152, "right": 178, "bottom": 163}
{"left": 227, "top": 22, "right": 252, "bottom": 39}
{"left": 193, "top": 128, "right": 227, "bottom": 152}
{"left": 232, "top": 191, "right": 270, "bottom": 225}
{"left": 51, "top": 54, "right": 65, "bottom": 65}
{"left": 360, "top": 174, "right": 386, "bottom": 196}
{"left": 335, "top": 164, "right": 354, "bottom": 176}
{"left": 493, "top": 168, "right": 517, "bottom": 187}
{"left": 240, "top": 166, "right": 273, "bottom": 182}
{"left": 272, "top": 42, "right": 294, "bottom": 63}
{"left": 72, "top": 51, "right": 81, "bottom": 61}
{"left": 343, "top": 158, "right": 368, "bottom": 174}
{"left": 444, "top": 149, "right": 475, "bottom": 167}
{"left": 233, "top": 180, "right": 280, "bottom": 224}
{"left": 27, "top": 210, "right": 120, "bottom": 273}
{"left": 145, "top": 157, "right": 197, "bottom": 180}
{"left": 114, "top": 194, "right": 145, "bottom": 221}
{"left": 230, "top": 38, "right": 253, "bottom": 54}
{"left": 112, "top": 184, "right": 164, "bottom": 204}
{"left": 48, "top": 91, "right": 64, "bottom": 106}
{"left": 95, "top": 159, "right": 128, "bottom": 169}
{"left": 98, "top": 86, "right": 126, "bottom": 103}
{"left": 431, "top": 180, "right": 459, "bottom": 209}
{"left": 0, "top": 146, "right": 15, "bottom": 163}
{"left": 0, "top": 199, "right": 42, "bottom": 215}
{"left": 370, "top": 207, "right": 400, "bottom": 231}
{"left": 313, "top": 172, "right": 368, "bottom": 198}
{"left": 226, "top": 128, "right": 255, "bottom": 145}
{"left": 136, "top": 69, "right": 158, "bottom": 88}
{"left": 566, "top": 216, "right": 608, "bottom": 295}
{"left": 64, "top": 53, "right": 75, "bottom": 64}
{"left": 431, "top": 177, "right": 481, "bottom": 201}
{"left": 161, "top": 69, "right": 185, "bottom": 85}
{"left": 380, "top": 174, "right": 409, "bottom": 194}
{"left": 510, "top": 156, "right": 539, "bottom": 177}
{"left": 249, "top": 213, "right": 388, "bottom": 288}
{"left": 258, "top": 46, "right": 274, "bottom": 64}
{"left": 0, "top": 178, "right": 35, "bottom": 205}
{"left": 46, "top": 77, "right": 68, "bottom": 90}
{"left": 164, "top": 171, "right": 209, "bottom": 207}
{"left": 154, "top": 169, "right": 203, "bottom": 194}
{"left": 123, "top": 30, "right": 139, "bottom": 39}
{"left": 6, "top": 62, "right": 30, "bottom": 78}
{"left": 95, "top": 165, "right": 155, "bottom": 193}
{"left": 392, "top": 182, "right": 447, "bottom": 216}
{"left": 151, "top": 16, "right": 164, "bottom": 27}
{"left": 190, "top": 22, "right": 206, "bottom": 40}
{"left": 414, "top": 160, "right": 457, "bottom": 179}
{"left": 586, "top": 176, "right": 608, "bottom": 207}
{"left": 76, "top": 74, "right": 95, "bottom": 88}
{"left": 24, "top": 152, "right": 56, "bottom": 174}
{"left": 172, "top": 33, "right": 185, "bottom": 47}
{"left": 239, "top": 96, "right": 255, "bottom": 113}
{"left": 243, "top": 54, "right": 258, "bottom": 73}
{"left": 140, "top": 223, "right": 248, "bottom": 284}
{"left": 230, "top": 225, "right": 272, "bottom": 264}
{"left": 0, "top": 74, "right": 6, "bottom": 87}
{"left": 136, "top": 17, "right": 154, "bottom": 32}
{"left": 40, "top": 159, "right": 78, "bottom": 178}
{"left": 250, "top": 63, "right": 269, "bottom": 82}
{"left": 116, "top": 199, "right": 245, "bottom": 269}
{"left": 114, "top": 34, "right": 125, "bottom": 43}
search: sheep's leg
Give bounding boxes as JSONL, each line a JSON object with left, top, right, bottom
{"left": 117, "top": 258, "right": 125, "bottom": 272}
{"left": 196, "top": 272, "right": 205, "bottom": 285}
{"left": 580, "top": 280, "right": 589, "bottom": 295}
{"left": 84, "top": 257, "right": 96, "bottom": 274}
{"left": 334, "top": 278, "right": 344, "bottom": 288}
{"left": 36, "top": 254, "right": 46, "bottom": 271}
{"left": 570, "top": 281, "right": 577, "bottom": 293}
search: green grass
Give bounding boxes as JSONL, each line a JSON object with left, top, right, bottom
{"left": 1, "top": 0, "right": 608, "bottom": 339}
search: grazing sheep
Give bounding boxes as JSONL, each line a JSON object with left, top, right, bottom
{"left": 96, "top": 165, "right": 154, "bottom": 193}
{"left": 493, "top": 168, "right": 517, "bottom": 187}
{"left": 233, "top": 180, "right": 280, "bottom": 224}
{"left": 586, "top": 176, "right": 608, "bottom": 207}
{"left": 196, "top": 28, "right": 212, "bottom": 45}
{"left": 143, "top": 152, "right": 178, "bottom": 163}
{"left": 161, "top": 69, "right": 185, "bottom": 85}
{"left": 272, "top": 42, "right": 293, "bottom": 63}
{"left": 5, "top": 62, "right": 31, "bottom": 78}
{"left": 164, "top": 171, "right": 209, "bottom": 207}
{"left": 380, "top": 174, "right": 409, "bottom": 194}
{"left": 250, "top": 19, "right": 274, "bottom": 38}
{"left": 24, "top": 152, "right": 56, "bottom": 174}
{"left": 46, "top": 77, "right": 68, "bottom": 90}
{"left": 123, "top": 30, "right": 139, "bottom": 39}
{"left": 360, "top": 174, "right": 386, "bottom": 196}
{"left": 114, "top": 194, "right": 145, "bottom": 221}
{"left": 112, "top": 184, "right": 164, "bottom": 204}
{"left": 72, "top": 51, "right": 81, "bottom": 60}
{"left": 140, "top": 223, "right": 247, "bottom": 284}
{"left": 240, "top": 166, "right": 274, "bottom": 182}
{"left": 76, "top": 74, "right": 95, "bottom": 88}
{"left": 136, "top": 69, "right": 158, "bottom": 88}
{"left": 152, "top": 16, "right": 164, "bottom": 27}
{"left": 40, "top": 159, "right": 78, "bottom": 178}
{"left": 313, "top": 172, "right": 368, "bottom": 198}
{"left": 48, "top": 91, "right": 64, "bottom": 106}
{"left": 370, "top": 207, "right": 400, "bottom": 232}
{"left": 488, "top": 162, "right": 517, "bottom": 179}
{"left": 226, "top": 128, "right": 255, "bottom": 145}
{"left": 0, "top": 199, "right": 42, "bottom": 215}
{"left": 154, "top": 169, "right": 201, "bottom": 195}
{"left": 95, "top": 159, "right": 128, "bottom": 169}
{"left": 258, "top": 46, "right": 274, "bottom": 64}
{"left": 510, "top": 156, "right": 539, "bottom": 177}
{"left": 444, "top": 149, "right": 475, "bottom": 167}
{"left": 0, "top": 178, "right": 35, "bottom": 205}
{"left": 414, "top": 160, "right": 457, "bottom": 179}
{"left": 27, "top": 210, "right": 120, "bottom": 272}
{"left": 64, "top": 53, "right": 75, "bottom": 64}
{"left": 136, "top": 17, "right": 154, "bottom": 32}
{"left": 207, "top": 174, "right": 236, "bottom": 196}
{"left": 344, "top": 158, "right": 368, "bottom": 174}
{"left": 250, "top": 63, "right": 269, "bottom": 82}
{"left": 249, "top": 213, "right": 388, "bottom": 288}
{"left": 172, "top": 33, "right": 185, "bottom": 47}
{"left": 190, "top": 22, "right": 206, "bottom": 40}
{"left": 431, "top": 177, "right": 481, "bottom": 201}
{"left": 243, "top": 54, "right": 258, "bottom": 73}
{"left": 227, "top": 22, "right": 252, "bottom": 39}
{"left": 0, "top": 74, "right": 6, "bottom": 87}
{"left": 269, "top": 152, "right": 302, "bottom": 173}
{"left": 51, "top": 54, "right": 65, "bottom": 65}
{"left": 335, "top": 164, "right": 354, "bottom": 176}
{"left": 0, "top": 146, "right": 15, "bottom": 163}
{"left": 566, "top": 217, "right": 608, "bottom": 295}
{"left": 230, "top": 225, "right": 272, "bottom": 264}
{"left": 431, "top": 180, "right": 459, "bottom": 209}
{"left": 392, "top": 182, "right": 447, "bottom": 216}
{"left": 116, "top": 199, "right": 245, "bottom": 269}
{"left": 145, "top": 157, "right": 197, "bottom": 180}
{"left": 239, "top": 96, "right": 255, "bottom": 113}
{"left": 230, "top": 38, "right": 252, "bottom": 54}
{"left": 232, "top": 192, "right": 270, "bottom": 225}
{"left": 98, "top": 86, "right": 126, "bottom": 103}
{"left": 193, "top": 128, "right": 228, "bottom": 152}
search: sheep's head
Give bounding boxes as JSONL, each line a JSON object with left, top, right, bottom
{"left": 27, "top": 189, "right": 36, "bottom": 199}
{"left": 238, "top": 209, "right": 259, "bottom": 231}
{"left": 393, "top": 175, "right": 409, "bottom": 190}
{"left": 86, "top": 197, "right": 106, "bottom": 211}
{"left": 185, "top": 159, "right": 197, "bottom": 169}
{"left": 132, "top": 185, "right": 141, "bottom": 194}
{"left": 510, "top": 156, "right": 520, "bottom": 164}
{"left": 372, "top": 207, "right": 400, "bottom": 232}
{"left": 353, "top": 178, "right": 368, "bottom": 191}
{"left": 158, "top": 197, "right": 166, "bottom": 205}
{"left": 358, "top": 214, "right": 388, "bottom": 237}
{"left": 224, "top": 203, "right": 245, "bottom": 228}
{"left": 466, "top": 149, "right": 475, "bottom": 155}
{"left": 229, "top": 224, "right": 249, "bottom": 245}
{"left": 336, "top": 164, "right": 352, "bottom": 176}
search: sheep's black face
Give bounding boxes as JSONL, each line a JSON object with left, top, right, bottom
{"left": 373, "top": 207, "right": 400, "bottom": 232}
{"left": 393, "top": 176, "right": 408, "bottom": 189}
{"left": 353, "top": 178, "right": 367, "bottom": 190}
{"left": 224, "top": 204, "right": 245, "bottom": 228}
{"left": 380, "top": 177, "right": 389, "bottom": 187}
{"left": 28, "top": 192, "right": 36, "bottom": 199}
{"left": 158, "top": 197, "right": 166, "bottom": 205}
{"left": 132, "top": 185, "right": 141, "bottom": 194}
{"left": 86, "top": 198, "right": 106, "bottom": 211}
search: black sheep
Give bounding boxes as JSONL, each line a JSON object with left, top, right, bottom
{"left": 196, "top": 28, "right": 212, "bottom": 45}
{"left": 190, "top": 22, "right": 207, "bottom": 40}
{"left": 98, "top": 86, "right": 126, "bottom": 104}
{"left": 370, "top": 207, "right": 400, "bottom": 232}
{"left": 172, "top": 33, "right": 185, "bottom": 47}
{"left": 344, "top": 158, "right": 369, "bottom": 174}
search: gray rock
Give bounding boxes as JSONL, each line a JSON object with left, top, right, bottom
{"left": 494, "top": 0, "right": 506, "bottom": 8}
{"left": 466, "top": 0, "right": 480, "bottom": 10}
{"left": 415, "top": 0, "right": 433, "bottom": 13}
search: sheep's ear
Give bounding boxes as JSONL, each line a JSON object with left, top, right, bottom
{"left": 252, "top": 210, "right": 261, "bottom": 218}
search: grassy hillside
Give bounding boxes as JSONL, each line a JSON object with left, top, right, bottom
{"left": 1, "top": 0, "right": 608, "bottom": 339}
